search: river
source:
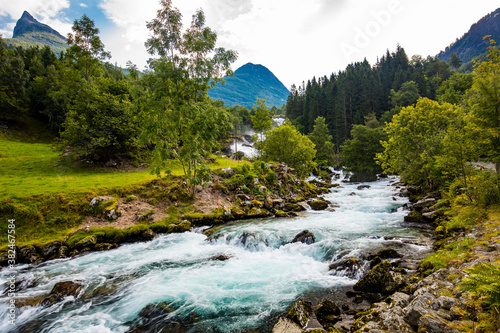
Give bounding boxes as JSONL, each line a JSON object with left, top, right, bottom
{"left": 0, "top": 176, "right": 430, "bottom": 333}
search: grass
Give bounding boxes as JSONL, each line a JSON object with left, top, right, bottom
{"left": 0, "top": 139, "right": 247, "bottom": 199}
{"left": 0, "top": 134, "right": 249, "bottom": 249}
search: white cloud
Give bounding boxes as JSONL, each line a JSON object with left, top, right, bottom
{"left": 80, "top": 3, "right": 87, "bottom": 8}
{"left": 71, "top": 0, "right": 500, "bottom": 88}
{"left": 0, "top": 0, "right": 72, "bottom": 37}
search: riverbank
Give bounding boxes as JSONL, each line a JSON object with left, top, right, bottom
{"left": 1, "top": 168, "right": 426, "bottom": 332}
{"left": 272, "top": 187, "right": 500, "bottom": 332}
{"left": 0, "top": 162, "right": 335, "bottom": 266}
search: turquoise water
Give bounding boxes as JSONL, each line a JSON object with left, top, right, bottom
{"left": 0, "top": 176, "right": 428, "bottom": 332}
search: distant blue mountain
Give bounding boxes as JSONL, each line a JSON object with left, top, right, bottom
{"left": 208, "top": 63, "right": 290, "bottom": 108}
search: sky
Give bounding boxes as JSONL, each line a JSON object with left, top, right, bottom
{"left": 0, "top": 0, "right": 498, "bottom": 90}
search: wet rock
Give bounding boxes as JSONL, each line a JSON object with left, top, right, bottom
{"left": 211, "top": 254, "right": 233, "bottom": 261}
{"left": 274, "top": 210, "right": 288, "bottom": 217}
{"left": 127, "top": 302, "right": 183, "bottom": 333}
{"left": 357, "top": 185, "right": 371, "bottom": 190}
{"left": 18, "top": 245, "right": 42, "bottom": 263}
{"left": 329, "top": 257, "right": 366, "bottom": 279}
{"left": 353, "top": 260, "right": 406, "bottom": 296}
{"left": 42, "top": 281, "right": 83, "bottom": 306}
{"left": 246, "top": 207, "right": 273, "bottom": 218}
{"left": 41, "top": 241, "right": 62, "bottom": 259}
{"left": 296, "top": 202, "right": 310, "bottom": 211}
{"left": 284, "top": 202, "right": 306, "bottom": 212}
{"left": 291, "top": 230, "right": 316, "bottom": 245}
{"left": 368, "top": 248, "right": 402, "bottom": 260}
{"left": 314, "top": 299, "right": 342, "bottom": 329}
{"left": 404, "top": 210, "right": 425, "bottom": 223}
{"left": 272, "top": 317, "right": 302, "bottom": 333}
{"left": 287, "top": 299, "right": 312, "bottom": 328}
{"left": 308, "top": 199, "right": 329, "bottom": 211}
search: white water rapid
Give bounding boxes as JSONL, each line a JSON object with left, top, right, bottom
{"left": 0, "top": 176, "right": 430, "bottom": 333}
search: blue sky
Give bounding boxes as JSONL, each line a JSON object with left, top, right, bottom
{"left": 0, "top": 0, "right": 499, "bottom": 89}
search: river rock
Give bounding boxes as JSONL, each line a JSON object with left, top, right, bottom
{"left": 357, "top": 185, "right": 371, "bottom": 190}
{"left": 284, "top": 202, "right": 305, "bottom": 212}
{"left": 418, "top": 312, "right": 453, "bottom": 333}
{"left": 246, "top": 207, "right": 273, "bottom": 218}
{"left": 308, "top": 199, "right": 329, "bottom": 210}
{"left": 40, "top": 241, "right": 62, "bottom": 260}
{"left": 329, "top": 257, "right": 366, "bottom": 279}
{"left": 412, "top": 198, "right": 437, "bottom": 211}
{"left": 18, "top": 245, "right": 42, "bottom": 263}
{"left": 272, "top": 317, "right": 302, "bottom": 333}
{"left": 352, "top": 292, "right": 413, "bottom": 333}
{"left": 368, "top": 248, "right": 402, "bottom": 260}
{"left": 127, "top": 301, "right": 186, "bottom": 333}
{"left": 42, "top": 281, "right": 83, "bottom": 306}
{"left": 291, "top": 230, "right": 316, "bottom": 245}
{"left": 287, "top": 299, "right": 312, "bottom": 328}
{"left": 353, "top": 260, "right": 406, "bottom": 296}
{"left": 314, "top": 299, "right": 342, "bottom": 329}
{"left": 274, "top": 210, "right": 288, "bottom": 217}
{"left": 404, "top": 210, "right": 425, "bottom": 223}
{"left": 404, "top": 292, "right": 436, "bottom": 328}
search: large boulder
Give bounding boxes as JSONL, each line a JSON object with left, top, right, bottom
{"left": 291, "top": 230, "right": 316, "bottom": 245}
{"left": 40, "top": 241, "right": 62, "bottom": 260}
{"left": 412, "top": 198, "right": 437, "bottom": 211}
{"left": 353, "top": 260, "right": 406, "bottom": 296}
{"left": 18, "top": 245, "right": 42, "bottom": 263}
{"left": 42, "top": 281, "right": 83, "bottom": 306}
{"left": 418, "top": 312, "right": 452, "bottom": 333}
{"left": 308, "top": 199, "right": 329, "bottom": 211}
{"left": 314, "top": 299, "right": 341, "bottom": 329}
{"left": 352, "top": 292, "right": 414, "bottom": 333}
{"left": 329, "top": 257, "right": 366, "bottom": 279}
{"left": 271, "top": 317, "right": 302, "bottom": 333}
{"left": 287, "top": 299, "right": 312, "bottom": 328}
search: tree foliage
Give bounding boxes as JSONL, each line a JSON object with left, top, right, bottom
{"left": 377, "top": 98, "right": 469, "bottom": 189}
{"left": 468, "top": 38, "right": 500, "bottom": 173}
{"left": 341, "top": 116, "right": 386, "bottom": 182}
{"left": 308, "top": 116, "right": 335, "bottom": 163}
{"left": 250, "top": 98, "right": 273, "bottom": 156}
{"left": 263, "top": 121, "right": 316, "bottom": 176}
{"left": 140, "top": 0, "right": 237, "bottom": 196}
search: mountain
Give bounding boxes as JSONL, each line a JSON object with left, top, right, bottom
{"left": 208, "top": 63, "right": 290, "bottom": 108}
{"left": 4, "top": 11, "right": 68, "bottom": 54}
{"left": 437, "top": 8, "right": 500, "bottom": 63}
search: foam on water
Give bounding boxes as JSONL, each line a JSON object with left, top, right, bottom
{"left": 0, "top": 175, "right": 427, "bottom": 332}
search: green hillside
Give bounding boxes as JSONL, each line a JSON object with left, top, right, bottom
{"left": 5, "top": 31, "right": 68, "bottom": 54}
{"left": 208, "top": 63, "right": 290, "bottom": 108}
{"left": 437, "top": 7, "right": 500, "bottom": 63}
